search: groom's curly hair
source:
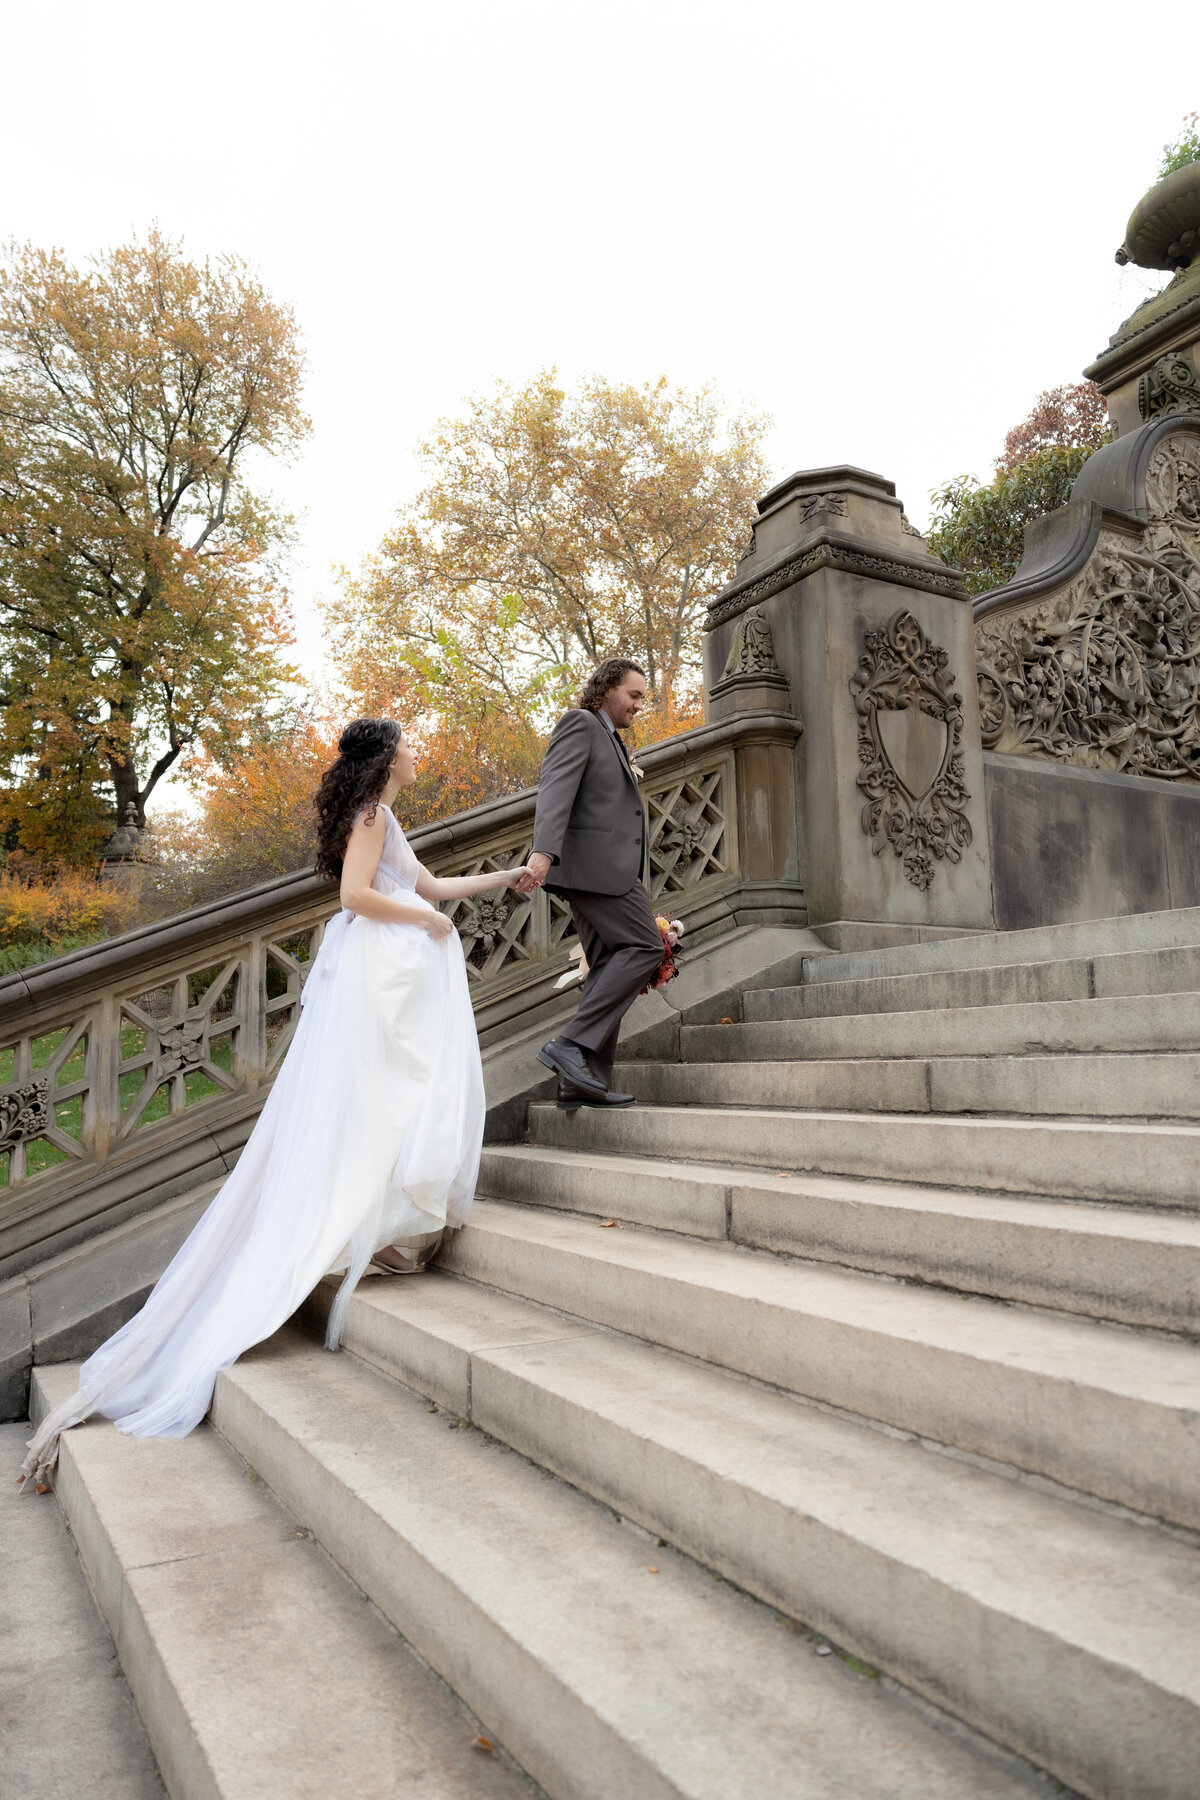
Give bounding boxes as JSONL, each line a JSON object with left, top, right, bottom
{"left": 575, "top": 657, "right": 646, "bottom": 713}
{"left": 314, "top": 718, "right": 402, "bottom": 880}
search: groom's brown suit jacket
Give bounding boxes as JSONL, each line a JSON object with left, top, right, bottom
{"left": 531, "top": 708, "right": 647, "bottom": 896}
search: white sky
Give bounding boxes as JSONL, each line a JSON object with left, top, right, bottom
{"left": 2, "top": 0, "right": 1195, "bottom": 693}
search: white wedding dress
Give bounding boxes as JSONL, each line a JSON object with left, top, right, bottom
{"left": 21, "top": 809, "right": 484, "bottom": 1485}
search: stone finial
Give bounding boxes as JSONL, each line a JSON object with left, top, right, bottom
{"left": 719, "top": 606, "right": 784, "bottom": 682}
{"left": 709, "top": 605, "right": 792, "bottom": 713}
{"left": 100, "top": 801, "right": 145, "bottom": 868}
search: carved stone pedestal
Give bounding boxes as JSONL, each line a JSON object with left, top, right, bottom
{"left": 704, "top": 466, "right": 994, "bottom": 943}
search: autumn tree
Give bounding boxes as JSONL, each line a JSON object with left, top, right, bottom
{"left": 0, "top": 229, "right": 309, "bottom": 866}
{"left": 927, "top": 381, "right": 1110, "bottom": 597}
{"left": 144, "top": 711, "right": 335, "bottom": 914}
{"left": 329, "top": 372, "right": 770, "bottom": 735}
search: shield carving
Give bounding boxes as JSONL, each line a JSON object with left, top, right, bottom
{"left": 849, "top": 610, "right": 972, "bottom": 889}
{"left": 875, "top": 698, "right": 951, "bottom": 806}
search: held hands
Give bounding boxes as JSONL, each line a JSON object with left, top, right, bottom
{"left": 514, "top": 852, "right": 552, "bottom": 895}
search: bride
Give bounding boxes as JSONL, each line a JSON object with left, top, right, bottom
{"left": 19, "top": 718, "right": 530, "bottom": 1489}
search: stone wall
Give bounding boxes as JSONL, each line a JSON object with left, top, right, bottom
{"left": 986, "top": 751, "right": 1200, "bottom": 929}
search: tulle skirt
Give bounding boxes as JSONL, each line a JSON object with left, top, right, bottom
{"left": 20, "top": 903, "right": 483, "bottom": 1485}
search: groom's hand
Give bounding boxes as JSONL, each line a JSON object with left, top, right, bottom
{"left": 517, "top": 852, "right": 552, "bottom": 894}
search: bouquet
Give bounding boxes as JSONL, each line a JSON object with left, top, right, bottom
{"left": 643, "top": 915, "right": 684, "bottom": 993}
{"left": 554, "top": 913, "right": 684, "bottom": 994}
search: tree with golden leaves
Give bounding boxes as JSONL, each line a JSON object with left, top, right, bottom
{"left": 328, "top": 372, "right": 770, "bottom": 732}
{"left": 0, "top": 229, "right": 309, "bottom": 865}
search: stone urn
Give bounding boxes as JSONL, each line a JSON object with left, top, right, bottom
{"left": 1086, "top": 161, "right": 1200, "bottom": 436}
{"left": 1116, "top": 161, "right": 1200, "bottom": 271}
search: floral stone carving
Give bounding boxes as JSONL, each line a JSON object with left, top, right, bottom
{"left": 459, "top": 894, "right": 512, "bottom": 957}
{"left": 0, "top": 1077, "right": 51, "bottom": 1153}
{"left": 1139, "top": 353, "right": 1200, "bottom": 422}
{"left": 850, "top": 610, "right": 973, "bottom": 890}
{"left": 157, "top": 1017, "right": 207, "bottom": 1075}
{"left": 975, "top": 435, "right": 1200, "bottom": 780}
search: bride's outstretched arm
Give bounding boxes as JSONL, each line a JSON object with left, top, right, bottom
{"left": 415, "top": 865, "right": 529, "bottom": 902}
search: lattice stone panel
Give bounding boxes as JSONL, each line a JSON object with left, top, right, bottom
{"left": 265, "top": 925, "right": 327, "bottom": 1068}
{"left": 437, "top": 831, "right": 538, "bottom": 986}
{"left": 118, "top": 959, "right": 244, "bottom": 1137}
{"left": 644, "top": 754, "right": 735, "bottom": 904}
{"left": 0, "top": 1021, "right": 89, "bottom": 1187}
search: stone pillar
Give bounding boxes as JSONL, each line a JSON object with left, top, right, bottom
{"left": 705, "top": 466, "right": 993, "bottom": 947}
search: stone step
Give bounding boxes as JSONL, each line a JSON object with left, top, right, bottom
{"left": 611, "top": 1051, "right": 1200, "bottom": 1119}
{"left": 302, "top": 1271, "right": 1200, "bottom": 1800}
{"left": 442, "top": 1199, "right": 1200, "bottom": 1528}
{"left": 805, "top": 903, "right": 1200, "bottom": 987}
{"left": 529, "top": 1097, "right": 1200, "bottom": 1211}
{"left": 1, "top": 1419, "right": 162, "bottom": 1799}
{"left": 477, "top": 1145, "right": 1200, "bottom": 1333}
{"left": 30, "top": 1364, "right": 529, "bottom": 1800}
{"left": 746, "top": 945, "right": 1200, "bottom": 1022}
{"left": 208, "top": 1326, "right": 1057, "bottom": 1800}
{"left": 692, "top": 991, "right": 1200, "bottom": 1062}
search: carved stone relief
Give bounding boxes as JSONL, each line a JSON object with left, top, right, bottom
{"left": 707, "top": 544, "right": 965, "bottom": 630}
{"left": 850, "top": 610, "right": 973, "bottom": 890}
{"left": 1138, "top": 352, "right": 1200, "bottom": 422}
{"left": 157, "top": 1017, "right": 207, "bottom": 1075}
{"left": 0, "top": 1077, "right": 51, "bottom": 1153}
{"left": 975, "top": 435, "right": 1200, "bottom": 780}
{"left": 459, "top": 894, "right": 513, "bottom": 962}
{"left": 719, "top": 605, "right": 784, "bottom": 680}
{"left": 796, "top": 493, "right": 848, "bottom": 524}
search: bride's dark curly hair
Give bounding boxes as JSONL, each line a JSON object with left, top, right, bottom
{"left": 314, "top": 718, "right": 402, "bottom": 880}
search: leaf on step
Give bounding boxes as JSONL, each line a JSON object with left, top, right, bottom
{"left": 34, "top": 1482, "right": 51, "bottom": 1496}
{"left": 717, "top": 1016, "right": 733, "bottom": 1024}
{"left": 648, "top": 1565, "right": 659, "bottom": 1573}
{"left": 472, "top": 1736, "right": 498, "bottom": 1757}
{"left": 774, "top": 1171, "right": 793, "bottom": 1178}
{"left": 599, "top": 1218, "right": 618, "bottom": 1228}
{"left": 836, "top": 1650, "right": 882, "bottom": 1679}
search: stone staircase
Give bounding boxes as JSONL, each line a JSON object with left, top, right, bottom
{"left": 31, "top": 903, "right": 1200, "bottom": 1800}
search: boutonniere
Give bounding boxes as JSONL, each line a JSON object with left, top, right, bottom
{"left": 630, "top": 761, "right": 645, "bottom": 781}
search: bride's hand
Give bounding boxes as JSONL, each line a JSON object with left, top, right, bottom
{"left": 421, "top": 911, "right": 456, "bottom": 941}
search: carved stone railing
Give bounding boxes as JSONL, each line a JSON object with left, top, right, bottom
{"left": 974, "top": 419, "right": 1200, "bottom": 782}
{"left": 0, "top": 710, "right": 799, "bottom": 1280}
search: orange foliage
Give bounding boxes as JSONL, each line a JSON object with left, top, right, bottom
{"left": 0, "top": 870, "right": 129, "bottom": 947}
{"left": 627, "top": 689, "right": 706, "bottom": 754}
{"left": 149, "top": 719, "right": 337, "bottom": 910}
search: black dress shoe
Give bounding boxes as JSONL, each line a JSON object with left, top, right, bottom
{"left": 556, "top": 1079, "right": 635, "bottom": 1110}
{"left": 538, "top": 1037, "right": 607, "bottom": 1098}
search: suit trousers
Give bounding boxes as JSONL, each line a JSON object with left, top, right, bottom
{"left": 557, "top": 881, "right": 664, "bottom": 1072}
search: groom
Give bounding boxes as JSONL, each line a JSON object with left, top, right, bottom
{"left": 519, "top": 658, "right": 664, "bottom": 1108}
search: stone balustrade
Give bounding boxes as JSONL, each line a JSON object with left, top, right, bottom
{"left": 0, "top": 709, "right": 800, "bottom": 1282}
